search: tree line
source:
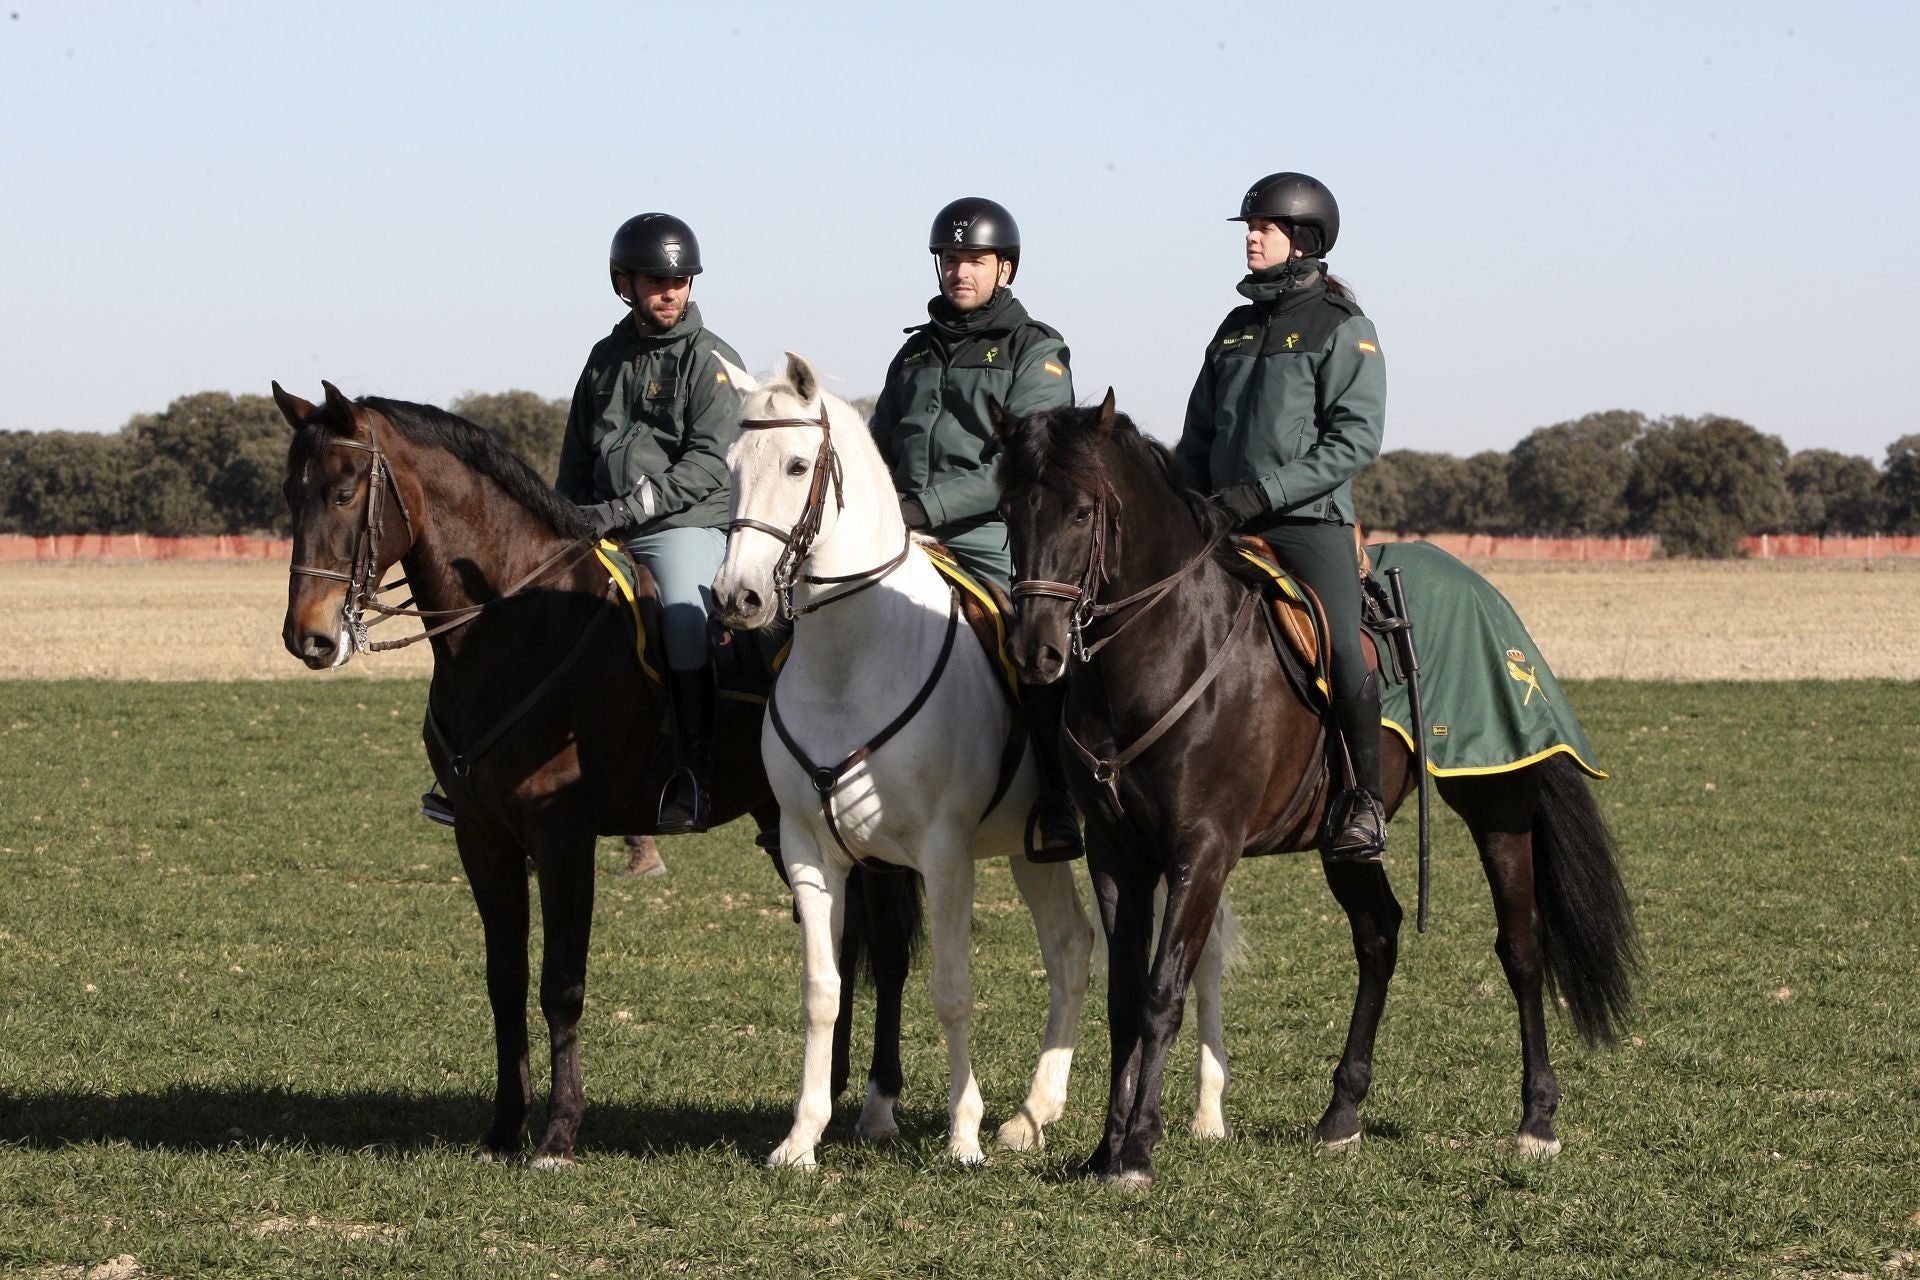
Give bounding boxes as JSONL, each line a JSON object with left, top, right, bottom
{"left": 4, "top": 394, "right": 1918, "bottom": 558}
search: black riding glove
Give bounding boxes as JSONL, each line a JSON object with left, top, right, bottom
{"left": 581, "top": 497, "right": 635, "bottom": 539}
{"left": 899, "top": 495, "right": 931, "bottom": 531}
{"left": 1215, "top": 483, "right": 1269, "bottom": 527}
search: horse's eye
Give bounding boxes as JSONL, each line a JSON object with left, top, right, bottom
{"left": 786, "top": 458, "right": 809, "bottom": 478}
{"left": 1070, "top": 503, "right": 1094, "bottom": 524}
{"left": 333, "top": 487, "right": 356, "bottom": 506}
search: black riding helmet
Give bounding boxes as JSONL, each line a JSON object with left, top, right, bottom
{"left": 608, "top": 213, "right": 702, "bottom": 302}
{"left": 928, "top": 196, "right": 1021, "bottom": 283}
{"left": 1231, "top": 172, "right": 1339, "bottom": 258}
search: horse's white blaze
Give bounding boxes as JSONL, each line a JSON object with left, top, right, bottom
{"left": 724, "top": 353, "right": 1097, "bottom": 1170}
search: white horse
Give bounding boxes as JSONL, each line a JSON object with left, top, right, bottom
{"left": 714, "top": 353, "right": 1234, "bottom": 1169}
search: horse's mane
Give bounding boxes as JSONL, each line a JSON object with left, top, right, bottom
{"left": 350, "top": 396, "right": 593, "bottom": 540}
{"left": 996, "top": 403, "right": 1233, "bottom": 544}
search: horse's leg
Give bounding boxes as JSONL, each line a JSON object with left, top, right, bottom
{"left": 530, "top": 835, "right": 597, "bottom": 1168}
{"left": 920, "top": 840, "right": 987, "bottom": 1164}
{"left": 1187, "top": 894, "right": 1236, "bottom": 1139}
{"left": 1085, "top": 833, "right": 1157, "bottom": 1179}
{"left": 768, "top": 829, "right": 848, "bottom": 1169}
{"left": 456, "top": 826, "right": 532, "bottom": 1159}
{"left": 854, "top": 867, "right": 912, "bottom": 1144}
{"left": 1442, "top": 775, "right": 1561, "bottom": 1157}
{"left": 1110, "top": 842, "right": 1234, "bottom": 1188}
{"left": 995, "top": 854, "right": 1094, "bottom": 1152}
{"left": 1315, "top": 859, "right": 1404, "bottom": 1149}
{"left": 830, "top": 871, "right": 862, "bottom": 1105}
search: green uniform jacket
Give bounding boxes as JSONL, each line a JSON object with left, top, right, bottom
{"left": 1176, "top": 283, "right": 1385, "bottom": 526}
{"left": 868, "top": 296, "right": 1074, "bottom": 533}
{"left": 554, "top": 301, "right": 743, "bottom": 531}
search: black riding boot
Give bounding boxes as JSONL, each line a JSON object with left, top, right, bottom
{"left": 1021, "top": 678, "right": 1085, "bottom": 863}
{"left": 1325, "top": 670, "right": 1387, "bottom": 864}
{"left": 657, "top": 666, "right": 716, "bottom": 834}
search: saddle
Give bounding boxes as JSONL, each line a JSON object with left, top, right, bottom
{"left": 594, "top": 542, "right": 786, "bottom": 704}
{"left": 1232, "top": 534, "right": 1385, "bottom": 703}
{"left": 919, "top": 540, "right": 1023, "bottom": 708}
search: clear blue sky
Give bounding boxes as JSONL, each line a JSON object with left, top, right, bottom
{"left": 3, "top": 1, "right": 1914, "bottom": 459}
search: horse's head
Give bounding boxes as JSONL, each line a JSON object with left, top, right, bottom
{"left": 995, "top": 390, "right": 1223, "bottom": 684}
{"left": 714, "top": 352, "right": 889, "bottom": 628}
{"left": 273, "top": 381, "right": 419, "bottom": 669}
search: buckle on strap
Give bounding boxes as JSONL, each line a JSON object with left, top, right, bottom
{"left": 810, "top": 765, "right": 839, "bottom": 795}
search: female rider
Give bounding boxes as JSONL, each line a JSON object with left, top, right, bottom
{"left": 1174, "top": 172, "right": 1388, "bottom": 862}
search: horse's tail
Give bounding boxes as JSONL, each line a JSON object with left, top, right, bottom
{"left": 838, "top": 867, "right": 924, "bottom": 987}
{"left": 1532, "top": 753, "right": 1640, "bottom": 1046}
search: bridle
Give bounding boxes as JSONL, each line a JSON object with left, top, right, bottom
{"left": 727, "top": 399, "right": 910, "bottom": 618}
{"left": 1010, "top": 482, "right": 1225, "bottom": 663}
{"left": 1010, "top": 476, "right": 1256, "bottom": 794}
{"left": 289, "top": 417, "right": 598, "bottom": 655}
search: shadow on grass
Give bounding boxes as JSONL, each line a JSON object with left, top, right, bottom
{"left": 0, "top": 1085, "right": 826, "bottom": 1160}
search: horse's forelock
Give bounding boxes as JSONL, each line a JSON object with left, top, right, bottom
{"left": 999, "top": 402, "right": 1227, "bottom": 538}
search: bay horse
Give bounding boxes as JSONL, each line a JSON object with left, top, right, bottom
{"left": 993, "top": 393, "right": 1638, "bottom": 1189}
{"left": 273, "top": 381, "right": 917, "bottom": 1166}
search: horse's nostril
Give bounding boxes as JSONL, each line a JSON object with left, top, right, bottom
{"left": 741, "top": 588, "right": 762, "bottom": 613}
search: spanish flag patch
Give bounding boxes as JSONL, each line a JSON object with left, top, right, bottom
{"left": 1357, "top": 341, "right": 1378, "bottom": 354}
{"left": 715, "top": 370, "right": 729, "bottom": 384}
{"left": 1043, "top": 361, "right": 1065, "bottom": 377}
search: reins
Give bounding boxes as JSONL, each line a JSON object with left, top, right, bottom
{"left": 290, "top": 421, "right": 600, "bottom": 655}
{"left": 1013, "top": 476, "right": 1245, "bottom": 804}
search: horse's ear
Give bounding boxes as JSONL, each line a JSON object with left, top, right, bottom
{"left": 986, "top": 396, "right": 1020, "bottom": 445}
{"left": 716, "top": 355, "right": 759, "bottom": 395}
{"left": 271, "top": 381, "right": 314, "bottom": 429}
{"left": 320, "top": 380, "right": 358, "bottom": 431}
{"left": 1095, "top": 387, "right": 1117, "bottom": 436}
{"left": 783, "top": 351, "right": 819, "bottom": 402}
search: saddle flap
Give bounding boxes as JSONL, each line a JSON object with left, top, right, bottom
{"left": 921, "top": 541, "right": 1022, "bottom": 706}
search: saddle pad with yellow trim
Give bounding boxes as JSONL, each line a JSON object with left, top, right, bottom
{"left": 1366, "top": 540, "right": 1604, "bottom": 778}
{"left": 919, "top": 541, "right": 1023, "bottom": 706}
{"left": 594, "top": 541, "right": 787, "bottom": 705}
{"left": 1234, "top": 538, "right": 1332, "bottom": 694}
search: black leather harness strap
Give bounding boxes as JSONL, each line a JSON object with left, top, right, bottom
{"left": 769, "top": 588, "right": 962, "bottom": 866}
{"left": 1064, "top": 591, "right": 1259, "bottom": 805}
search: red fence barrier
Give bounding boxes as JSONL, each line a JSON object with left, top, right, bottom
{"left": 6, "top": 532, "right": 1920, "bottom": 563}
{"left": 0, "top": 534, "right": 293, "bottom": 562}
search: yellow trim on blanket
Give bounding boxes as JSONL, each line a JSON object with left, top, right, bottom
{"left": 1382, "top": 717, "right": 1608, "bottom": 780}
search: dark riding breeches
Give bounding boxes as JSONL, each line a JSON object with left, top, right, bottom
{"left": 1256, "top": 518, "right": 1369, "bottom": 702}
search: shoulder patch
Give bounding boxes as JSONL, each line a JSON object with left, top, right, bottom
{"left": 1356, "top": 340, "right": 1378, "bottom": 354}
{"left": 1043, "top": 360, "right": 1065, "bottom": 377}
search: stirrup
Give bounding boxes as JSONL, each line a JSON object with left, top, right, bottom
{"left": 655, "top": 767, "right": 710, "bottom": 835}
{"left": 1023, "top": 793, "right": 1085, "bottom": 864}
{"left": 419, "top": 784, "right": 456, "bottom": 828}
{"left": 1322, "top": 791, "right": 1386, "bottom": 865}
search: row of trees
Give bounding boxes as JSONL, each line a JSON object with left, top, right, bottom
{"left": 5, "top": 395, "right": 1918, "bottom": 557}
{"left": 0, "top": 391, "right": 570, "bottom": 539}
{"left": 1355, "top": 411, "right": 1920, "bottom": 556}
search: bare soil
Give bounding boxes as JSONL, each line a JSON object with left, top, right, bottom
{"left": 3, "top": 557, "right": 1916, "bottom": 681}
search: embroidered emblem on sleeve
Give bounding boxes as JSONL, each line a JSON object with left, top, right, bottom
{"left": 1357, "top": 341, "right": 1378, "bottom": 354}
{"left": 1043, "top": 361, "right": 1065, "bottom": 377}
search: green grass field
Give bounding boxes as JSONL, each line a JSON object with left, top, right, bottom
{"left": 2, "top": 680, "right": 1916, "bottom": 1278}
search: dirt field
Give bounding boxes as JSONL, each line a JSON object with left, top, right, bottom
{"left": 3, "top": 557, "right": 1917, "bottom": 681}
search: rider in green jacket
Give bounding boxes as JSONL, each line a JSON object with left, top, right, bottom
{"left": 1176, "top": 172, "right": 1390, "bottom": 863}
{"left": 556, "top": 212, "right": 743, "bottom": 835}
{"left": 867, "top": 197, "right": 1082, "bottom": 861}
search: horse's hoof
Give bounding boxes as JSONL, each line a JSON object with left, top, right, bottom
{"left": 1316, "top": 1129, "right": 1364, "bottom": 1153}
{"left": 1189, "top": 1111, "right": 1228, "bottom": 1140}
{"left": 995, "top": 1115, "right": 1045, "bottom": 1152}
{"left": 1099, "top": 1167, "right": 1155, "bottom": 1192}
{"left": 946, "top": 1141, "right": 988, "bottom": 1166}
{"left": 528, "top": 1153, "right": 575, "bottom": 1172}
{"left": 767, "top": 1143, "right": 817, "bottom": 1170}
{"left": 1515, "top": 1132, "right": 1562, "bottom": 1160}
{"left": 855, "top": 1117, "right": 900, "bottom": 1144}
{"left": 475, "top": 1145, "right": 511, "bottom": 1164}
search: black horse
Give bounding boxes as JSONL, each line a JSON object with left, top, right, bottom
{"left": 992, "top": 393, "right": 1637, "bottom": 1188}
{"left": 274, "top": 382, "right": 915, "bottom": 1165}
